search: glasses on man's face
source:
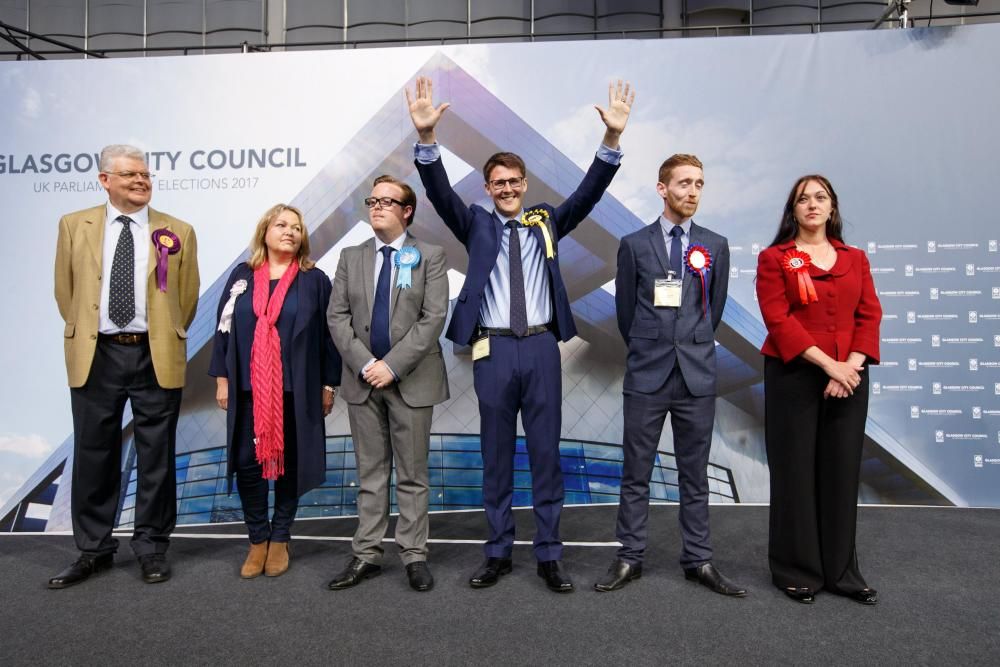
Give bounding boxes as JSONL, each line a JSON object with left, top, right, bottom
{"left": 104, "top": 170, "right": 154, "bottom": 181}
{"left": 488, "top": 177, "right": 524, "bottom": 191}
{"left": 364, "top": 196, "right": 404, "bottom": 209}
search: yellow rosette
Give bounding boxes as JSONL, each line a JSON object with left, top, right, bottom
{"left": 521, "top": 208, "right": 555, "bottom": 259}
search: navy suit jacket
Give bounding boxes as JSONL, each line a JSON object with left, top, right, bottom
{"left": 615, "top": 221, "right": 730, "bottom": 397}
{"left": 208, "top": 263, "right": 341, "bottom": 494}
{"left": 415, "top": 155, "right": 620, "bottom": 345}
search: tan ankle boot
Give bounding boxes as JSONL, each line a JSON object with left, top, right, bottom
{"left": 240, "top": 542, "right": 268, "bottom": 579}
{"left": 264, "top": 541, "right": 290, "bottom": 577}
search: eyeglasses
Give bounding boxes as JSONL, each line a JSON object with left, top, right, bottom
{"left": 103, "top": 170, "right": 154, "bottom": 181}
{"left": 364, "top": 196, "right": 405, "bottom": 209}
{"left": 488, "top": 177, "right": 524, "bottom": 191}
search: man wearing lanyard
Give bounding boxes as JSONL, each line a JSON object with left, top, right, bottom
{"left": 595, "top": 154, "right": 745, "bottom": 597}
{"left": 407, "top": 77, "right": 634, "bottom": 592}
{"left": 51, "top": 144, "right": 200, "bottom": 588}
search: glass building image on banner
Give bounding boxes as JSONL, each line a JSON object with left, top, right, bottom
{"left": 0, "top": 53, "right": 952, "bottom": 534}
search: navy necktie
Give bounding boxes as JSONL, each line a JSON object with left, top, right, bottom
{"left": 669, "top": 225, "right": 683, "bottom": 278}
{"left": 109, "top": 215, "right": 135, "bottom": 329}
{"left": 371, "top": 245, "right": 393, "bottom": 359}
{"left": 506, "top": 220, "right": 528, "bottom": 337}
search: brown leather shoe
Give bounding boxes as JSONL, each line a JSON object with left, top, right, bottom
{"left": 264, "top": 541, "right": 290, "bottom": 577}
{"left": 240, "top": 542, "right": 268, "bottom": 579}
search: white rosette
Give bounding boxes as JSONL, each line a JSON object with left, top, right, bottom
{"left": 217, "top": 279, "right": 248, "bottom": 333}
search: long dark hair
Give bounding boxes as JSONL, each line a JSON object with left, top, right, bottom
{"left": 768, "top": 174, "right": 844, "bottom": 247}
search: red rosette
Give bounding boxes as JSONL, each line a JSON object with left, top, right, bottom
{"left": 684, "top": 244, "right": 712, "bottom": 318}
{"left": 781, "top": 248, "right": 819, "bottom": 305}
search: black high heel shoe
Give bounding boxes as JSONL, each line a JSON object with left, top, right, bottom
{"left": 784, "top": 586, "right": 815, "bottom": 604}
{"left": 849, "top": 588, "right": 878, "bottom": 605}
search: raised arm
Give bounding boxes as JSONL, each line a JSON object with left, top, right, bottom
{"left": 594, "top": 79, "right": 636, "bottom": 150}
{"left": 406, "top": 76, "right": 451, "bottom": 145}
{"left": 550, "top": 81, "right": 637, "bottom": 237}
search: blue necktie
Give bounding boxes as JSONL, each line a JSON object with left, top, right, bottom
{"left": 507, "top": 220, "right": 528, "bottom": 337}
{"left": 669, "top": 225, "right": 683, "bottom": 278}
{"left": 109, "top": 215, "right": 135, "bottom": 329}
{"left": 371, "top": 245, "right": 393, "bottom": 359}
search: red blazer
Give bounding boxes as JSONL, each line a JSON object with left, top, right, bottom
{"left": 756, "top": 239, "right": 882, "bottom": 364}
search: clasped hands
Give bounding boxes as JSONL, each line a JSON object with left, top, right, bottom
{"left": 823, "top": 356, "right": 866, "bottom": 400}
{"left": 363, "top": 360, "right": 395, "bottom": 389}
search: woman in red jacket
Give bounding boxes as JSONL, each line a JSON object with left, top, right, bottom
{"left": 756, "top": 175, "right": 882, "bottom": 605}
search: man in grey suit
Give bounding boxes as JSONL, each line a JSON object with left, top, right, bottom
{"left": 595, "top": 154, "right": 746, "bottom": 596}
{"left": 327, "top": 174, "right": 449, "bottom": 592}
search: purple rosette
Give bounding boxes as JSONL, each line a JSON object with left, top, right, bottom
{"left": 151, "top": 229, "right": 181, "bottom": 292}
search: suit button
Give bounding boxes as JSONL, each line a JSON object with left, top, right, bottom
{"left": 827, "top": 325, "right": 835, "bottom": 332}
{"left": 92, "top": 304, "right": 99, "bottom": 310}
{"left": 827, "top": 291, "right": 834, "bottom": 298}
{"left": 364, "top": 326, "right": 369, "bottom": 332}
{"left": 90, "top": 334, "right": 97, "bottom": 340}
{"left": 826, "top": 309, "right": 835, "bottom": 316}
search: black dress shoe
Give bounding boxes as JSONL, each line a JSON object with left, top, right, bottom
{"left": 405, "top": 561, "right": 434, "bottom": 592}
{"left": 48, "top": 553, "right": 114, "bottom": 589}
{"left": 784, "top": 587, "right": 816, "bottom": 604}
{"left": 469, "top": 557, "right": 512, "bottom": 588}
{"left": 683, "top": 562, "right": 747, "bottom": 597}
{"left": 138, "top": 554, "right": 171, "bottom": 584}
{"left": 537, "top": 560, "right": 574, "bottom": 593}
{"left": 327, "top": 557, "right": 382, "bottom": 590}
{"left": 849, "top": 588, "right": 878, "bottom": 605}
{"left": 594, "top": 558, "right": 642, "bottom": 592}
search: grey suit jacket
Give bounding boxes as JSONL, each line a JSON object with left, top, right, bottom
{"left": 328, "top": 233, "right": 450, "bottom": 407}
{"left": 615, "top": 220, "right": 730, "bottom": 397}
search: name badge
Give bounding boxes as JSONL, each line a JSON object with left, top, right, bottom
{"left": 472, "top": 335, "right": 490, "bottom": 361}
{"left": 654, "top": 277, "right": 682, "bottom": 308}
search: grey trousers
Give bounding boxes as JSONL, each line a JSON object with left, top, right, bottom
{"left": 347, "top": 384, "right": 433, "bottom": 565}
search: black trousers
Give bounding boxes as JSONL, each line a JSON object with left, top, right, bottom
{"left": 616, "top": 363, "right": 715, "bottom": 568}
{"left": 233, "top": 391, "right": 299, "bottom": 544}
{"left": 764, "top": 356, "right": 869, "bottom": 594}
{"left": 70, "top": 338, "right": 181, "bottom": 557}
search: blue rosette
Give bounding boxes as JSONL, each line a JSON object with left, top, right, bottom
{"left": 394, "top": 246, "right": 421, "bottom": 289}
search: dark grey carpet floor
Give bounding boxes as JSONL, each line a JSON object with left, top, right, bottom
{"left": 1, "top": 505, "right": 998, "bottom": 666}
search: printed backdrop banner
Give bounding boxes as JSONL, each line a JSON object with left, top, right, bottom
{"left": 2, "top": 23, "right": 999, "bottom": 522}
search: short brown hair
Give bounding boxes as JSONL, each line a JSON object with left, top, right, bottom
{"left": 372, "top": 174, "right": 417, "bottom": 225}
{"left": 658, "top": 154, "right": 704, "bottom": 185}
{"left": 482, "top": 152, "right": 526, "bottom": 183}
{"left": 248, "top": 204, "right": 315, "bottom": 271}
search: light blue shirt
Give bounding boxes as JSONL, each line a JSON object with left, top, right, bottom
{"left": 99, "top": 203, "right": 149, "bottom": 334}
{"left": 414, "top": 142, "right": 623, "bottom": 328}
{"left": 659, "top": 215, "right": 691, "bottom": 278}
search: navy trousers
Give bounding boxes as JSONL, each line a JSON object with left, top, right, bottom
{"left": 233, "top": 391, "right": 300, "bottom": 544}
{"left": 473, "top": 331, "right": 564, "bottom": 562}
{"left": 615, "top": 363, "right": 714, "bottom": 568}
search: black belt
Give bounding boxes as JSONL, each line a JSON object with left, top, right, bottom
{"left": 99, "top": 332, "right": 148, "bottom": 345}
{"left": 478, "top": 324, "right": 552, "bottom": 337}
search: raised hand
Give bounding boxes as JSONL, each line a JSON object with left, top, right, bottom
{"left": 405, "top": 76, "right": 451, "bottom": 143}
{"left": 594, "top": 79, "right": 636, "bottom": 149}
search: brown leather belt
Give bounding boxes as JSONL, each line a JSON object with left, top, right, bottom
{"left": 478, "top": 324, "right": 552, "bottom": 337}
{"left": 99, "top": 332, "right": 148, "bottom": 345}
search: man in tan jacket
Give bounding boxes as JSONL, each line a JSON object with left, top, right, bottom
{"left": 49, "top": 144, "right": 199, "bottom": 589}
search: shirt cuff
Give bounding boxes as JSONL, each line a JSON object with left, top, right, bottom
{"left": 596, "top": 143, "right": 623, "bottom": 166}
{"left": 383, "top": 362, "right": 400, "bottom": 382}
{"left": 360, "top": 357, "right": 376, "bottom": 379}
{"left": 414, "top": 142, "right": 441, "bottom": 164}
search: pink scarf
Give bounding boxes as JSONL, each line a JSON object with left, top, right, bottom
{"left": 250, "top": 261, "right": 299, "bottom": 480}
